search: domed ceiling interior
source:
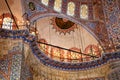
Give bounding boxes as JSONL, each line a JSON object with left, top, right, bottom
{"left": 0, "top": 0, "right": 104, "bottom": 63}
{"left": 0, "top": 0, "right": 119, "bottom": 63}
{"left": 34, "top": 16, "right": 102, "bottom": 63}
{"left": 0, "top": 0, "right": 120, "bottom": 80}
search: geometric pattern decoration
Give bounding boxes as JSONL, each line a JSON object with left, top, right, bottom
{"left": 85, "top": 21, "right": 110, "bottom": 52}
{"left": 107, "top": 61, "right": 120, "bottom": 80}
{"left": 102, "top": 0, "right": 120, "bottom": 48}
{"left": 22, "top": 0, "right": 112, "bottom": 52}
{"left": 0, "top": 28, "right": 120, "bottom": 71}
{"left": 0, "top": 58, "right": 9, "bottom": 74}
{"left": 21, "top": 63, "right": 33, "bottom": 80}
{"left": 10, "top": 54, "right": 22, "bottom": 80}
{"left": 0, "top": 75, "right": 5, "bottom": 80}
{"left": 0, "top": 41, "right": 24, "bottom": 80}
{"left": 36, "top": 5, "right": 47, "bottom": 12}
{"left": 108, "top": 69, "right": 120, "bottom": 80}
{"left": 51, "top": 17, "right": 77, "bottom": 34}
{"left": 78, "top": 77, "right": 105, "bottom": 80}
{"left": 9, "top": 42, "right": 23, "bottom": 80}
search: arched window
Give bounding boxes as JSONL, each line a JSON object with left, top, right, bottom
{"left": 54, "top": 0, "right": 62, "bottom": 12}
{"left": 41, "top": 0, "right": 49, "bottom": 6}
{"left": 67, "top": 2, "right": 75, "bottom": 16}
{"left": 2, "top": 17, "right": 13, "bottom": 30}
{"left": 80, "top": 4, "right": 88, "bottom": 19}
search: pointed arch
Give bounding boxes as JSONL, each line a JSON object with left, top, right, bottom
{"left": 67, "top": 2, "right": 75, "bottom": 16}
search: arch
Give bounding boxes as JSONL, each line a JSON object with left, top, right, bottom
{"left": 28, "top": 13, "right": 101, "bottom": 46}
{"left": 84, "top": 44, "right": 101, "bottom": 57}
{"left": 80, "top": 4, "right": 88, "bottom": 19}
{"left": 54, "top": 0, "right": 62, "bottom": 12}
{"left": 41, "top": 0, "right": 49, "bottom": 6}
{"left": 67, "top": 2, "right": 75, "bottom": 16}
{"left": 0, "top": 28, "right": 119, "bottom": 70}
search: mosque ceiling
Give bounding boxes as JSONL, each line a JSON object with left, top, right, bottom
{"left": 0, "top": 0, "right": 119, "bottom": 52}
{"left": 0, "top": 1, "right": 120, "bottom": 78}
{"left": 0, "top": 1, "right": 120, "bottom": 80}
{"left": 0, "top": 27, "right": 119, "bottom": 70}
{"left": 36, "top": 16, "right": 102, "bottom": 63}
{"left": 0, "top": 0, "right": 119, "bottom": 63}
{"left": 22, "top": 0, "right": 117, "bottom": 52}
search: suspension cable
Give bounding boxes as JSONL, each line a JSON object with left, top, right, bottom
{"left": 37, "top": 41, "right": 99, "bottom": 58}
{"left": 5, "top": 0, "right": 19, "bottom": 29}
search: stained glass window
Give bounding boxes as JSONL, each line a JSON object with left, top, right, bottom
{"left": 41, "top": 0, "right": 49, "bottom": 6}
{"left": 67, "top": 2, "right": 75, "bottom": 16}
{"left": 80, "top": 5, "right": 88, "bottom": 19}
{"left": 54, "top": 0, "right": 62, "bottom": 12}
{"left": 2, "top": 17, "right": 13, "bottom": 30}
